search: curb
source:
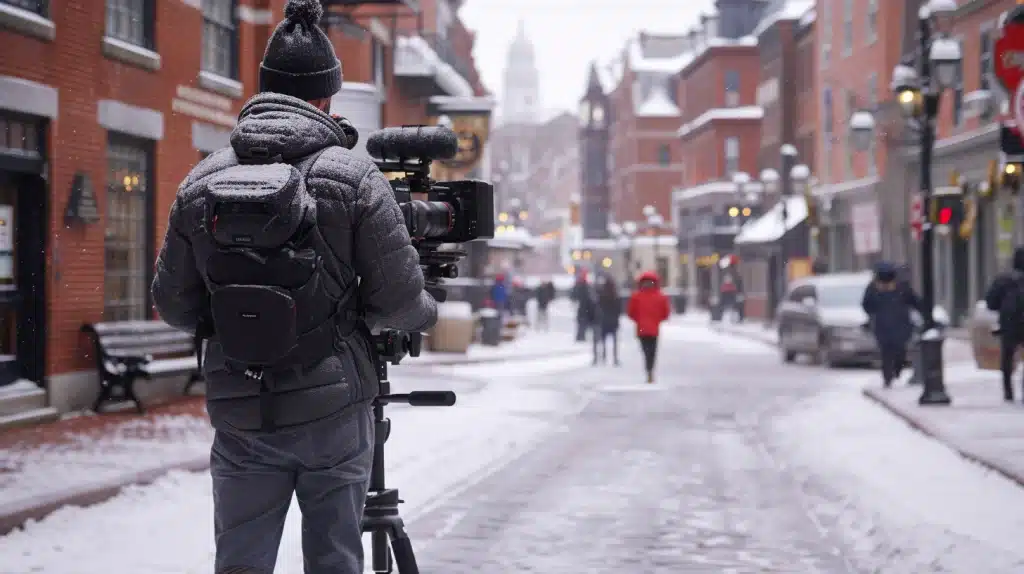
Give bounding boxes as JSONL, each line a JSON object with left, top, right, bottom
{"left": 0, "top": 455, "right": 210, "bottom": 536}
{"left": 712, "top": 325, "right": 778, "bottom": 347}
{"left": 861, "top": 387, "right": 1024, "bottom": 489}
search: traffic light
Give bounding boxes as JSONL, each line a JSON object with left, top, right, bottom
{"left": 930, "top": 193, "right": 965, "bottom": 233}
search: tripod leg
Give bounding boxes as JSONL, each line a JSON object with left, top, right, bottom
{"left": 387, "top": 519, "right": 419, "bottom": 574}
{"left": 371, "top": 529, "right": 393, "bottom": 573}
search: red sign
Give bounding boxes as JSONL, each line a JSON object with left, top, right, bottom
{"left": 910, "top": 192, "right": 923, "bottom": 242}
{"left": 995, "top": 7, "right": 1024, "bottom": 93}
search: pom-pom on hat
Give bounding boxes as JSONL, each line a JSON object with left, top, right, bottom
{"left": 259, "top": 0, "right": 343, "bottom": 101}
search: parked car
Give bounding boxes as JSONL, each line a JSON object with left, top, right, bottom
{"left": 776, "top": 272, "right": 949, "bottom": 368}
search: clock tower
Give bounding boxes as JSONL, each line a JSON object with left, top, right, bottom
{"left": 578, "top": 63, "right": 611, "bottom": 240}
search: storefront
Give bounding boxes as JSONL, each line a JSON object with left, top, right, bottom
{"left": 903, "top": 124, "right": 1002, "bottom": 324}
{"left": 0, "top": 98, "right": 53, "bottom": 388}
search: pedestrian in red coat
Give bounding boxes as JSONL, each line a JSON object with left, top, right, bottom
{"left": 627, "top": 271, "right": 671, "bottom": 383}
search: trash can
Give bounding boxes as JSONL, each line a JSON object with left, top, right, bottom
{"left": 479, "top": 308, "right": 502, "bottom": 346}
{"left": 709, "top": 296, "right": 723, "bottom": 322}
{"left": 673, "top": 294, "right": 687, "bottom": 314}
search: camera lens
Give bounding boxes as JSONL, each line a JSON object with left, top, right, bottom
{"left": 402, "top": 200, "right": 453, "bottom": 239}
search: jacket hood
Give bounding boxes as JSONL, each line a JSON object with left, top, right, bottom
{"left": 637, "top": 271, "right": 661, "bottom": 288}
{"left": 1014, "top": 247, "right": 1024, "bottom": 271}
{"left": 230, "top": 92, "right": 347, "bottom": 161}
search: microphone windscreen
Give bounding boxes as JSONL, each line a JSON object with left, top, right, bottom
{"left": 366, "top": 126, "right": 459, "bottom": 161}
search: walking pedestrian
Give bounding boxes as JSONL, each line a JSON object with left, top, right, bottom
{"left": 595, "top": 275, "right": 622, "bottom": 365}
{"left": 572, "top": 270, "right": 597, "bottom": 342}
{"left": 627, "top": 271, "right": 671, "bottom": 383}
{"left": 984, "top": 247, "right": 1024, "bottom": 402}
{"left": 536, "top": 280, "right": 555, "bottom": 331}
{"left": 861, "top": 261, "right": 925, "bottom": 388}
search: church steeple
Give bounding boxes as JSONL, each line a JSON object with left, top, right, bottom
{"left": 501, "top": 19, "right": 540, "bottom": 126}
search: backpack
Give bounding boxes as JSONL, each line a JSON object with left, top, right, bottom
{"left": 199, "top": 149, "right": 358, "bottom": 381}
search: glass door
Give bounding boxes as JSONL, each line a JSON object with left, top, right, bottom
{"left": 0, "top": 177, "right": 19, "bottom": 386}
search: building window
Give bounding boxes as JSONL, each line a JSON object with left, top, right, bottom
{"left": 981, "top": 26, "right": 994, "bottom": 121}
{"left": 844, "top": 90, "right": 856, "bottom": 178}
{"left": 822, "top": 86, "right": 833, "bottom": 183}
{"left": 3, "top": 0, "right": 47, "bottom": 15}
{"left": 724, "top": 70, "right": 740, "bottom": 107}
{"left": 0, "top": 114, "right": 42, "bottom": 157}
{"left": 820, "top": 0, "right": 831, "bottom": 67}
{"left": 724, "top": 137, "right": 739, "bottom": 176}
{"left": 658, "top": 144, "right": 670, "bottom": 166}
{"left": 842, "top": 0, "right": 853, "bottom": 56}
{"left": 953, "top": 35, "right": 964, "bottom": 127}
{"left": 202, "top": 0, "right": 237, "bottom": 79}
{"left": 372, "top": 38, "right": 386, "bottom": 94}
{"left": 867, "top": 74, "right": 877, "bottom": 174}
{"left": 105, "top": 0, "right": 153, "bottom": 48}
{"left": 105, "top": 137, "right": 152, "bottom": 322}
{"left": 866, "top": 0, "right": 878, "bottom": 44}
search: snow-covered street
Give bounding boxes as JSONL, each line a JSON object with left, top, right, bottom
{"left": 3, "top": 314, "right": 1024, "bottom": 572}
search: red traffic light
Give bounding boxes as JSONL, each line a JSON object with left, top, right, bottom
{"left": 937, "top": 207, "right": 953, "bottom": 225}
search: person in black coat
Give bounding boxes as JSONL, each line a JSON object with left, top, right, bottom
{"left": 984, "top": 246, "right": 1024, "bottom": 402}
{"left": 571, "top": 271, "right": 597, "bottom": 342}
{"left": 535, "top": 280, "right": 556, "bottom": 331}
{"left": 594, "top": 275, "right": 622, "bottom": 365}
{"left": 862, "top": 261, "right": 925, "bottom": 387}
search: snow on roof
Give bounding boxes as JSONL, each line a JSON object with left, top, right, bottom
{"left": 677, "top": 106, "right": 763, "bottom": 138}
{"left": 672, "top": 180, "right": 766, "bottom": 202}
{"left": 752, "top": 0, "right": 815, "bottom": 38}
{"left": 429, "top": 95, "right": 496, "bottom": 113}
{"left": 635, "top": 84, "right": 681, "bottom": 117}
{"left": 735, "top": 195, "right": 808, "bottom": 244}
{"left": 627, "top": 34, "right": 757, "bottom": 76}
{"left": 397, "top": 36, "right": 474, "bottom": 98}
{"left": 800, "top": 8, "right": 817, "bottom": 28}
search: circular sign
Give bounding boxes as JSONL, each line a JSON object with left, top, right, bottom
{"left": 995, "top": 13, "right": 1024, "bottom": 93}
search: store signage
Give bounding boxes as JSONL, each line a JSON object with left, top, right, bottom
{"left": 65, "top": 172, "right": 100, "bottom": 225}
{"left": 995, "top": 5, "right": 1024, "bottom": 133}
{"left": 171, "top": 85, "right": 236, "bottom": 128}
{"left": 909, "top": 192, "right": 923, "bottom": 241}
{"left": 431, "top": 112, "right": 490, "bottom": 180}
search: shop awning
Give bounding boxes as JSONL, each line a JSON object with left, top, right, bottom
{"left": 735, "top": 195, "right": 807, "bottom": 245}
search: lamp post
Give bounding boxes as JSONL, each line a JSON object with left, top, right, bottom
{"left": 643, "top": 205, "right": 667, "bottom": 279}
{"left": 779, "top": 144, "right": 799, "bottom": 293}
{"left": 790, "top": 163, "right": 813, "bottom": 259}
{"left": 621, "top": 220, "right": 638, "bottom": 286}
{"left": 848, "top": 0, "right": 959, "bottom": 406}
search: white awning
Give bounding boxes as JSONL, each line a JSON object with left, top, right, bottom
{"left": 735, "top": 195, "right": 808, "bottom": 244}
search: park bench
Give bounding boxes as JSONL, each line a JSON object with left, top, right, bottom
{"left": 81, "top": 320, "right": 203, "bottom": 413}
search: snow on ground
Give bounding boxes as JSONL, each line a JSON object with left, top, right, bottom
{"left": 769, "top": 384, "right": 1024, "bottom": 572}
{"left": 0, "top": 359, "right": 593, "bottom": 574}
{"left": 0, "top": 415, "right": 212, "bottom": 519}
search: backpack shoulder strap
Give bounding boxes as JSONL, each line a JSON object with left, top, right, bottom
{"left": 296, "top": 148, "right": 331, "bottom": 180}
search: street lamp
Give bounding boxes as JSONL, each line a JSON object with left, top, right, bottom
{"left": 621, "top": 220, "right": 638, "bottom": 285}
{"left": 847, "top": 0, "right": 959, "bottom": 406}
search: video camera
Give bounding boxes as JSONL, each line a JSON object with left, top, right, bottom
{"left": 359, "top": 126, "right": 493, "bottom": 573}
{"left": 366, "top": 126, "right": 495, "bottom": 304}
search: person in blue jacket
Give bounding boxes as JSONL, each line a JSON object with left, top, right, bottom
{"left": 862, "top": 261, "right": 925, "bottom": 387}
{"left": 491, "top": 273, "right": 510, "bottom": 315}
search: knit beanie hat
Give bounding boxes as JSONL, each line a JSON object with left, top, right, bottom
{"left": 259, "top": 0, "right": 342, "bottom": 101}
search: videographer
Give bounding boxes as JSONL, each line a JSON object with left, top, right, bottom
{"left": 150, "top": 1, "right": 436, "bottom": 572}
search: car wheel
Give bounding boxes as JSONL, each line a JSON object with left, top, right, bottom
{"left": 779, "top": 328, "right": 796, "bottom": 363}
{"left": 815, "top": 334, "right": 836, "bottom": 368}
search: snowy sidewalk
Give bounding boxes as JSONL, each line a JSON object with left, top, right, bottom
{"left": 0, "top": 397, "right": 212, "bottom": 535}
{"left": 863, "top": 362, "right": 1024, "bottom": 487}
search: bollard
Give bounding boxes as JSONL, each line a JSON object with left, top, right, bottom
{"left": 917, "top": 328, "right": 952, "bottom": 405}
{"left": 907, "top": 335, "right": 922, "bottom": 385}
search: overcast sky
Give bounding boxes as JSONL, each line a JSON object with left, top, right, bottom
{"left": 460, "top": 0, "right": 715, "bottom": 115}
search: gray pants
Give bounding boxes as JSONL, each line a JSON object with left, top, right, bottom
{"left": 211, "top": 404, "right": 374, "bottom": 574}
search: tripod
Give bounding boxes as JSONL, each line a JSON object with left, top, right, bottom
{"left": 362, "top": 331, "right": 456, "bottom": 573}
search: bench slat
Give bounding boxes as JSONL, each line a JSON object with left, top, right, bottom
{"left": 88, "top": 320, "right": 180, "bottom": 337}
{"left": 99, "top": 331, "right": 192, "bottom": 350}
{"left": 141, "top": 356, "right": 198, "bottom": 375}
{"left": 106, "top": 343, "right": 196, "bottom": 358}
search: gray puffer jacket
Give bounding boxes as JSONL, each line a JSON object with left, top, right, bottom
{"left": 151, "top": 93, "right": 437, "bottom": 432}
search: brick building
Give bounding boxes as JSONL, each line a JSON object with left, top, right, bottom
{"left": 0, "top": 0, "right": 487, "bottom": 421}
{"left": 604, "top": 33, "right": 686, "bottom": 227}
{"left": 812, "top": 0, "right": 905, "bottom": 274}
{"left": 733, "top": 0, "right": 815, "bottom": 320}
{"left": 672, "top": 1, "right": 767, "bottom": 309}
